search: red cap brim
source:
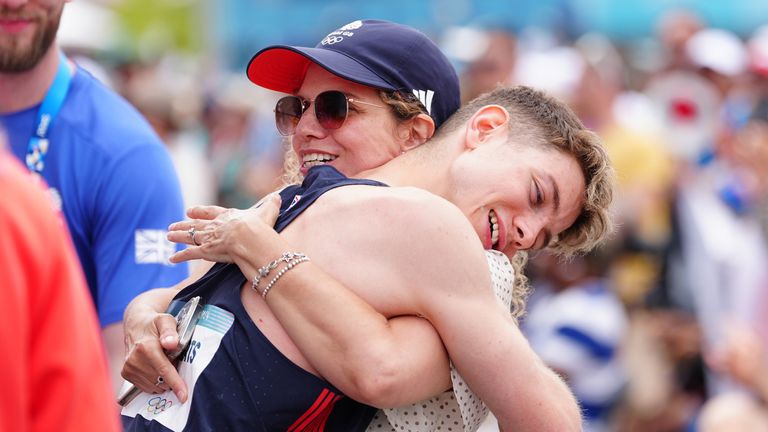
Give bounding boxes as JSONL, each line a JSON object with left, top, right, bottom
{"left": 246, "top": 45, "right": 394, "bottom": 94}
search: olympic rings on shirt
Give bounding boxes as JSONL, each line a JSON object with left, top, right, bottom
{"left": 147, "top": 396, "right": 173, "bottom": 414}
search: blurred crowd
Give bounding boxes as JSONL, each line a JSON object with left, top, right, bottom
{"left": 61, "top": 7, "right": 768, "bottom": 432}
{"left": 502, "top": 9, "right": 768, "bottom": 432}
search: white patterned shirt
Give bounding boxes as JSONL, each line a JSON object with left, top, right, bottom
{"left": 366, "top": 250, "right": 514, "bottom": 432}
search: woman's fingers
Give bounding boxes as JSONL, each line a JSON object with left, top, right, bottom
{"left": 168, "top": 219, "right": 207, "bottom": 234}
{"left": 169, "top": 231, "right": 233, "bottom": 264}
{"left": 167, "top": 220, "right": 215, "bottom": 246}
{"left": 169, "top": 194, "right": 281, "bottom": 249}
{"left": 121, "top": 314, "right": 190, "bottom": 403}
{"left": 167, "top": 226, "right": 199, "bottom": 246}
{"left": 252, "top": 192, "right": 281, "bottom": 209}
{"left": 169, "top": 247, "right": 203, "bottom": 263}
{"left": 250, "top": 193, "right": 282, "bottom": 225}
{"left": 186, "top": 205, "right": 227, "bottom": 220}
{"left": 122, "top": 334, "right": 175, "bottom": 392}
{"left": 155, "top": 313, "right": 180, "bottom": 351}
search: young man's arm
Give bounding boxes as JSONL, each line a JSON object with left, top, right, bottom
{"left": 397, "top": 199, "right": 583, "bottom": 432}
{"left": 240, "top": 260, "right": 452, "bottom": 407}
{"left": 268, "top": 190, "right": 580, "bottom": 430}
{"left": 219, "top": 189, "right": 581, "bottom": 428}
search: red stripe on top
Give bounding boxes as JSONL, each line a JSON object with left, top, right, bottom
{"left": 312, "top": 395, "right": 342, "bottom": 432}
{"left": 288, "top": 389, "right": 335, "bottom": 432}
{"left": 295, "top": 392, "right": 337, "bottom": 432}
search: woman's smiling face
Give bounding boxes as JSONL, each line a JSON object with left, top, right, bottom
{"left": 289, "top": 64, "right": 409, "bottom": 177}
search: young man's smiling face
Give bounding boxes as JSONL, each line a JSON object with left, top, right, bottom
{"left": 448, "top": 132, "right": 586, "bottom": 257}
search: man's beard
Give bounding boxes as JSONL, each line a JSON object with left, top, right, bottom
{"left": 0, "top": 7, "right": 63, "bottom": 73}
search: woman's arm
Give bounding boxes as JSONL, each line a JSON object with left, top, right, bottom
{"left": 247, "top": 257, "right": 451, "bottom": 407}
{"left": 167, "top": 197, "right": 451, "bottom": 407}
{"left": 120, "top": 260, "right": 214, "bottom": 402}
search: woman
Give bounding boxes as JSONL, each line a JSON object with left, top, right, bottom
{"left": 123, "top": 19, "right": 501, "bottom": 431}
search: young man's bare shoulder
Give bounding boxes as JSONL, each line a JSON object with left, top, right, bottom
{"left": 316, "top": 185, "right": 473, "bottom": 235}
{"left": 311, "top": 185, "right": 490, "bottom": 292}
{"left": 283, "top": 184, "right": 494, "bottom": 313}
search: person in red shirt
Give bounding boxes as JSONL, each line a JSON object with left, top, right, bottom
{"left": 0, "top": 149, "right": 120, "bottom": 432}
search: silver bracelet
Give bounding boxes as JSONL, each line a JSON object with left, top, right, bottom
{"left": 251, "top": 252, "right": 307, "bottom": 294}
{"left": 261, "top": 256, "right": 310, "bottom": 299}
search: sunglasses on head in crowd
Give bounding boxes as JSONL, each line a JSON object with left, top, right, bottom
{"left": 274, "top": 90, "right": 384, "bottom": 136}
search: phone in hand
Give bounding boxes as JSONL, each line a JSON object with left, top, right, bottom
{"left": 117, "top": 296, "right": 203, "bottom": 406}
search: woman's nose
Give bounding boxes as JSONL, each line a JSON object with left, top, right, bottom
{"left": 294, "top": 106, "right": 326, "bottom": 139}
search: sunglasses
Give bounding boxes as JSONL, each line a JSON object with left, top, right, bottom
{"left": 274, "top": 90, "right": 384, "bottom": 136}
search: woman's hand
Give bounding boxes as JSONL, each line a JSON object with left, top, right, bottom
{"left": 167, "top": 193, "right": 282, "bottom": 264}
{"left": 121, "top": 288, "right": 189, "bottom": 402}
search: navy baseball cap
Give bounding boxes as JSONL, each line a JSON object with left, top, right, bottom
{"left": 246, "top": 19, "right": 460, "bottom": 128}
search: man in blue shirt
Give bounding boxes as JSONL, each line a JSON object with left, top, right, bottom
{"left": 0, "top": 0, "right": 188, "bottom": 390}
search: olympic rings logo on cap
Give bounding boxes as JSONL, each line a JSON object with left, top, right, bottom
{"left": 147, "top": 396, "right": 173, "bottom": 414}
{"left": 321, "top": 35, "right": 344, "bottom": 45}
{"left": 339, "top": 20, "right": 363, "bottom": 31}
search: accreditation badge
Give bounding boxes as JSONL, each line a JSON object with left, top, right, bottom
{"left": 48, "top": 187, "right": 62, "bottom": 212}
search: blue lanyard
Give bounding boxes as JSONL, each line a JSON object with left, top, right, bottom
{"left": 26, "top": 51, "right": 72, "bottom": 174}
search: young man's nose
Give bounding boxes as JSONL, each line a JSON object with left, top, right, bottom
{"left": 512, "top": 218, "right": 541, "bottom": 251}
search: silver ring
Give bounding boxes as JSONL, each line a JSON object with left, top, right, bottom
{"left": 188, "top": 227, "right": 199, "bottom": 246}
{"left": 155, "top": 375, "right": 165, "bottom": 387}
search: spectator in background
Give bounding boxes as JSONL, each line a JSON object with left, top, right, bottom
{"left": 655, "top": 9, "right": 704, "bottom": 72}
{"left": 524, "top": 249, "right": 629, "bottom": 432}
{"left": 658, "top": 26, "right": 767, "bottom": 396}
{"left": 697, "top": 392, "right": 768, "bottom": 432}
{"left": 728, "top": 95, "right": 768, "bottom": 368}
{"left": 743, "top": 30, "right": 768, "bottom": 243}
{"left": 0, "top": 146, "right": 120, "bottom": 432}
{"left": 569, "top": 33, "right": 674, "bottom": 305}
{"left": 707, "top": 324, "right": 768, "bottom": 403}
{"left": 459, "top": 27, "right": 517, "bottom": 103}
{"left": 0, "top": 0, "right": 188, "bottom": 392}
{"left": 626, "top": 22, "right": 768, "bottom": 431}
{"left": 700, "top": 324, "right": 768, "bottom": 432}
{"left": 202, "top": 75, "right": 284, "bottom": 208}
{"left": 123, "top": 59, "right": 217, "bottom": 210}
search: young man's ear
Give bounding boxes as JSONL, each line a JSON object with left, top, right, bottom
{"left": 464, "top": 105, "right": 510, "bottom": 150}
{"left": 399, "top": 113, "right": 436, "bottom": 152}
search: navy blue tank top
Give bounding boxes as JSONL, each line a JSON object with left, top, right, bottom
{"left": 122, "top": 166, "right": 387, "bottom": 431}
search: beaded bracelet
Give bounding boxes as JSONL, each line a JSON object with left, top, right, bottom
{"left": 251, "top": 252, "right": 307, "bottom": 294}
{"left": 261, "top": 256, "right": 311, "bottom": 299}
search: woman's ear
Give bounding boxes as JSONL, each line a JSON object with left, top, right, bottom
{"left": 399, "top": 113, "right": 436, "bottom": 152}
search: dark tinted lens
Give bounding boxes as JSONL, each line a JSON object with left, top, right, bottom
{"left": 274, "top": 96, "right": 304, "bottom": 136}
{"left": 314, "top": 91, "right": 348, "bottom": 130}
